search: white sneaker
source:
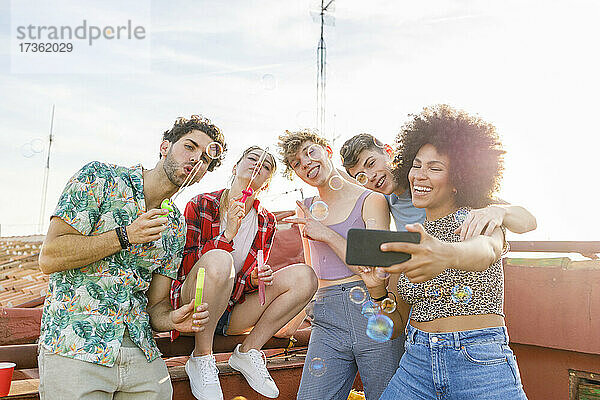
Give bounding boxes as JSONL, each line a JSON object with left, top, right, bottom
{"left": 185, "top": 352, "right": 223, "bottom": 400}
{"left": 228, "top": 344, "right": 279, "bottom": 398}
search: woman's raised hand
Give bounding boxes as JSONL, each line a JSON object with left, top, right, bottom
{"left": 223, "top": 196, "right": 245, "bottom": 241}
{"left": 283, "top": 200, "right": 332, "bottom": 242}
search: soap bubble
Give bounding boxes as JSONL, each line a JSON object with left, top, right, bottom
{"left": 349, "top": 286, "right": 366, "bottom": 304}
{"left": 454, "top": 209, "right": 470, "bottom": 225}
{"left": 310, "top": 200, "right": 329, "bottom": 221}
{"left": 355, "top": 172, "right": 368, "bottom": 186}
{"left": 361, "top": 300, "right": 378, "bottom": 318}
{"left": 309, "top": 357, "right": 327, "bottom": 377}
{"left": 328, "top": 175, "right": 344, "bottom": 190}
{"left": 425, "top": 285, "right": 441, "bottom": 298}
{"left": 451, "top": 284, "right": 473, "bottom": 304}
{"left": 307, "top": 144, "right": 325, "bottom": 161}
{"left": 379, "top": 298, "right": 397, "bottom": 314}
{"left": 30, "top": 138, "right": 45, "bottom": 153}
{"left": 262, "top": 74, "right": 276, "bottom": 90}
{"left": 206, "top": 142, "right": 224, "bottom": 159}
{"left": 373, "top": 137, "right": 385, "bottom": 148}
{"left": 366, "top": 314, "right": 394, "bottom": 342}
{"left": 21, "top": 143, "right": 35, "bottom": 158}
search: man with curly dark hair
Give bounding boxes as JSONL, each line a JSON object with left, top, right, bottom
{"left": 359, "top": 105, "right": 529, "bottom": 399}
{"left": 161, "top": 115, "right": 227, "bottom": 172}
{"left": 340, "top": 128, "right": 536, "bottom": 240}
{"left": 37, "top": 114, "right": 224, "bottom": 399}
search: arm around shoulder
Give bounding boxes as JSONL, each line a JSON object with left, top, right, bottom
{"left": 497, "top": 204, "right": 537, "bottom": 234}
{"left": 450, "top": 226, "right": 505, "bottom": 272}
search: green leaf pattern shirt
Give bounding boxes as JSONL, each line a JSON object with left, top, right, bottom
{"left": 39, "top": 161, "right": 185, "bottom": 366}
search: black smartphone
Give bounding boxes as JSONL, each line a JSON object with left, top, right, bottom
{"left": 345, "top": 228, "right": 421, "bottom": 268}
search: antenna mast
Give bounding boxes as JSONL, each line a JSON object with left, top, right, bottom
{"left": 38, "top": 105, "right": 55, "bottom": 234}
{"left": 316, "top": 0, "right": 335, "bottom": 142}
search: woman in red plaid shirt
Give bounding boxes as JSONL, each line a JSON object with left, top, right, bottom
{"left": 170, "top": 146, "right": 318, "bottom": 400}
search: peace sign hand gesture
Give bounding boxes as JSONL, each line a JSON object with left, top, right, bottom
{"left": 283, "top": 200, "right": 332, "bottom": 243}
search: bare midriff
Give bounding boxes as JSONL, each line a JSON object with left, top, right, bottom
{"left": 318, "top": 274, "right": 362, "bottom": 289}
{"left": 411, "top": 313, "right": 505, "bottom": 333}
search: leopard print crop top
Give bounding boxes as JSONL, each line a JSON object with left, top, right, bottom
{"left": 397, "top": 208, "right": 507, "bottom": 322}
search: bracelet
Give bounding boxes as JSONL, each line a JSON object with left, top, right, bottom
{"left": 371, "top": 291, "right": 397, "bottom": 303}
{"left": 371, "top": 292, "right": 389, "bottom": 302}
{"left": 115, "top": 227, "right": 130, "bottom": 249}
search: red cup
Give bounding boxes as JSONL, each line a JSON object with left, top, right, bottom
{"left": 0, "top": 362, "right": 16, "bottom": 396}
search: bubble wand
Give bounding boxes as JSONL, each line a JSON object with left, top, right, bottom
{"left": 239, "top": 148, "right": 269, "bottom": 306}
{"left": 161, "top": 161, "right": 204, "bottom": 212}
{"left": 256, "top": 248, "right": 266, "bottom": 306}
{"left": 240, "top": 147, "right": 269, "bottom": 203}
{"left": 160, "top": 141, "right": 224, "bottom": 212}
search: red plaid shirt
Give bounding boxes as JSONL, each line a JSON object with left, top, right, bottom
{"left": 170, "top": 189, "right": 276, "bottom": 340}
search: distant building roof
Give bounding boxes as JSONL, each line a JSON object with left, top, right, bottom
{"left": 0, "top": 238, "right": 47, "bottom": 308}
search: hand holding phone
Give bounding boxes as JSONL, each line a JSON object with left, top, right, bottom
{"left": 345, "top": 228, "right": 421, "bottom": 268}
{"left": 379, "top": 223, "right": 460, "bottom": 282}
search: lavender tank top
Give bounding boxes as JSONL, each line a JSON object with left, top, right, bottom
{"left": 303, "top": 190, "right": 371, "bottom": 280}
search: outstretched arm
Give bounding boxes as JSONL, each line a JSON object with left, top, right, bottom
{"left": 455, "top": 204, "right": 536, "bottom": 240}
{"left": 495, "top": 204, "right": 537, "bottom": 234}
{"left": 382, "top": 223, "right": 504, "bottom": 282}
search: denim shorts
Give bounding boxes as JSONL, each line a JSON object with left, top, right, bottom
{"left": 297, "top": 281, "right": 405, "bottom": 400}
{"left": 379, "top": 323, "right": 528, "bottom": 400}
{"left": 215, "top": 309, "right": 232, "bottom": 336}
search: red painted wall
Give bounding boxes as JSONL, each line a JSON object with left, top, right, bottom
{"left": 504, "top": 263, "right": 600, "bottom": 399}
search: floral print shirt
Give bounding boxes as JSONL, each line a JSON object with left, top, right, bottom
{"left": 39, "top": 161, "right": 185, "bottom": 366}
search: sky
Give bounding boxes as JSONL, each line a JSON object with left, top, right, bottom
{"left": 0, "top": 0, "right": 599, "bottom": 243}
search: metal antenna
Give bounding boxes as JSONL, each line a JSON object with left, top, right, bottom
{"left": 313, "top": 0, "right": 335, "bottom": 142}
{"left": 38, "top": 105, "right": 55, "bottom": 234}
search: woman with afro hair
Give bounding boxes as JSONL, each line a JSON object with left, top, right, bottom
{"left": 358, "top": 105, "right": 528, "bottom": 399}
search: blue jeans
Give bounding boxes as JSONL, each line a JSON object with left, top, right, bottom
{"left": 215, "top": 309, "right": 232, "bottom": 336}
{"left": 379, "top": 323, "right": 528, "bottom": 400}
{"left": 297, "top": 281, "right": 404, "bottom": 400}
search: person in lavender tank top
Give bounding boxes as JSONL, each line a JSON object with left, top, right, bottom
{"left": 277, "top": 130, "right": 403, "bottom": 400}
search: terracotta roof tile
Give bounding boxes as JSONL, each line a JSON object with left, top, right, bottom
{"left": 0, "top": 238, "right": 47, "bottom": 308}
